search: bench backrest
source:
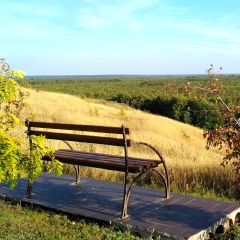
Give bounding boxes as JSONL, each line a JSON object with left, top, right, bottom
{"left": 25, "top": 119, "right": 132, "bottom": 147}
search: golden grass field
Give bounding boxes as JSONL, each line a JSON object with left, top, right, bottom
{"left": 18, "top": 88, "right": 238, "bottom": 201}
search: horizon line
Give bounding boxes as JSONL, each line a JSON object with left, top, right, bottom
{"left": 25, "top": 73, "right": 240, "bottom": 78}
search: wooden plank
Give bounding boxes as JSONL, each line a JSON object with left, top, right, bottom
{"left": 43, "top": 150, "right": 159, "bottom": 173}
{"left": 29, "top": 130, "right": 132, "bottom": 147}
{"left": 57, "top": 149, "right": 161, "bottom": 163}
{"left": 27, "top": 121, "right": 131, "bottom": 134}
{"left": 43, "top": 154, "right": 153, "bottom": 173}
{"left": 51, "top": 155, "right": 144, "bottom": 173}
{"left": 54, "top": 152, "right": 155, "bottom": 169}
{"left": 55, "top": 149, "right": 161, "bottom": 166}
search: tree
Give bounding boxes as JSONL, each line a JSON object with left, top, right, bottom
{"left": 202, "top": 66, "right": 240, "bottom": 183}
{"left": 171, "top": 65, "right": 240, "bottom": 182}
{"left": 0, "top": 58, "right": 62, "bottom": 190}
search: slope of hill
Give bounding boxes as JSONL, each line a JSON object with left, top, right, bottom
{"left": 21, "top": 88, "right": 237, "bottom": 200}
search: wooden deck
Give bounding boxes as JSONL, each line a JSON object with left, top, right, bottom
{"left": 0, "top": 173, "right": 239, "bottom": 239}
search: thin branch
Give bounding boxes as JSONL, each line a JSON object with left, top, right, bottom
{"left": 217, "top": 95, "right": 240, "bottom": 128}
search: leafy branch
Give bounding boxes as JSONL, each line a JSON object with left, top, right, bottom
{"left": 164, "top": 64, "right": 240, "bottom": 182}
{"left": 0, "top": 58, "right": 62, "bottom": 189}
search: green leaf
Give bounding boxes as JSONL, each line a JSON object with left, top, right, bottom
{"left": 11, "top": 70, "right": 26, "bottom": 79}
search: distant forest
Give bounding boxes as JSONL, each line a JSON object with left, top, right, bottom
{"left": 22, "top": 75, "right": 240, "bottom": 129}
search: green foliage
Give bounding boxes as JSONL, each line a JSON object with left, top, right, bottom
{"left": 16, "top": 79, "right": 31, "bottom": 88}
{"left": 24, "top": 68, "right": 240, "bottom": 181}
{"left": 0, "top": 58, "right": 62, "bottom": 189}
{"left": 160, "top": 64, "right": 240, "bottom": 183}
{"left": 201, "top": 66, "right": 240, "bottom": 184}
{"left": 25, "top": 75, "right": 240, "bottom": 129}
{"left": 0, "top": 199, "right": 240, "bottom": 240}
{"left": 0, "top": 130, "right": 22, "bottom": 188}
{"left": 0, "top": 200, "right": 142, "bottom": 240}
{"left": 0, "top": 66, "right": 26, "bottom": 131}
{"left": 211, "top": 224, "right": 240, "bottom": 240}
{"left": 120, "top": 108, "right": 126, "bottom": 117}
{"left": 24, "top": 135, "right": 62, "bottom": 182}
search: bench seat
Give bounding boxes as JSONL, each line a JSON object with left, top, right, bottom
{"left": 43, "top": 149, "right": 162, "bottom": 173}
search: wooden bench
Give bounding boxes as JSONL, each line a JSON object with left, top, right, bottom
{"left": 25, "top": 119, "right": 170, "bottom": 219}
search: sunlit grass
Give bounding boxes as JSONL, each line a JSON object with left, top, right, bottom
{"left": 5, "top": 87, "right": 240, "bottom": 239}
{"left": 16, "top": 88, "right": 239, "bottom": 201}
{"left": 0, "top": 200, "right": 142, "bottom": 240}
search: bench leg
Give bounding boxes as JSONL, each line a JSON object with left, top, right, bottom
{"left": 151, "top": 168, "right": 170, "bottom": 199}
{"left": 121, "top": 181, "right": 129, "bottom": 219}
{"left": 121, "top": 171, "right": 146, "bottom": 219}
{"left": 121, "top": 168, "right": 170, "bottom": 219}
{"left": 74, "top": 165, "right": 81, "bottom": 183}
{"left": 133, "top": 142, "right": 170, "bottom": 199}
{"left": 26, "top": 179, "right": 33, "bottom": 197}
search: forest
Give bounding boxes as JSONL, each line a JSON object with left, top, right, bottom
{"left": 23, "top": 74, "right": 240, "bottom": 129}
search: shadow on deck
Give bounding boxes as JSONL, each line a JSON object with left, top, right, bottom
{"left": 0, "top": 173, "right": 239, "bottom": 239}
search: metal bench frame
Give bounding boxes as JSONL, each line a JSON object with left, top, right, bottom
{"left": 25, "top": 119, "right": 170, "bottom": 219}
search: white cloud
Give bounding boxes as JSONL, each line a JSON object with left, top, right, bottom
{"left": 76, "top": 0, "right": 168, "bottom": 32}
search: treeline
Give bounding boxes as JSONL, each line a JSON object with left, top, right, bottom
{"left": 24, "top": 75, "right": 240, "bottom": 129}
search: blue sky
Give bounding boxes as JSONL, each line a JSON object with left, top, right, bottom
{"left": 2, "top": 0, "right": 240, "bottom": 75}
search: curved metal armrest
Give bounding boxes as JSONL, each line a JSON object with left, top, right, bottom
{"left": 121, "top": 141, "right": 170, "bottom": 218}
{"left": 134, "top": 141, "right": 170, "bottom": 197}
{"left": 133, "top": 141, "right": 165, "bottom": 164}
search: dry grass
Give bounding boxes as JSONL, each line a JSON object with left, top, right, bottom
{"left": 17, "top": 88, "right": 239, "bottom": 200}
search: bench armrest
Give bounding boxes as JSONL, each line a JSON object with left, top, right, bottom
{"left": 133, "top": 141, "right": 165, "bottom": 164}
{"left": 133, "top": 141, "right": 169, "bottom": 180}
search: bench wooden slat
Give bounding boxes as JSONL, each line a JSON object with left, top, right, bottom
{"left": 30, "top": 130, "right": 132, "bottom": 147}
{"left": 43, "top": 149, "right": 160, "bottom": 173}
{"left": 44, "top": 154, "right": 144, "bottom": 173}
{"left": 56, "top": 149, "right": 161, "bottom": 166}
{"left": 54, "top": 151, "right": 156, "bottom": 169}
{"left": 28, "top": 121, "right": 131, "bottom": 134}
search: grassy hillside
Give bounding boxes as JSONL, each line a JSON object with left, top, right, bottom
{"left": 19, "top": 88, "right": 238, "bottom": 201}
{"left": 25, "top": 75, "right": 240, "bottom": 130}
